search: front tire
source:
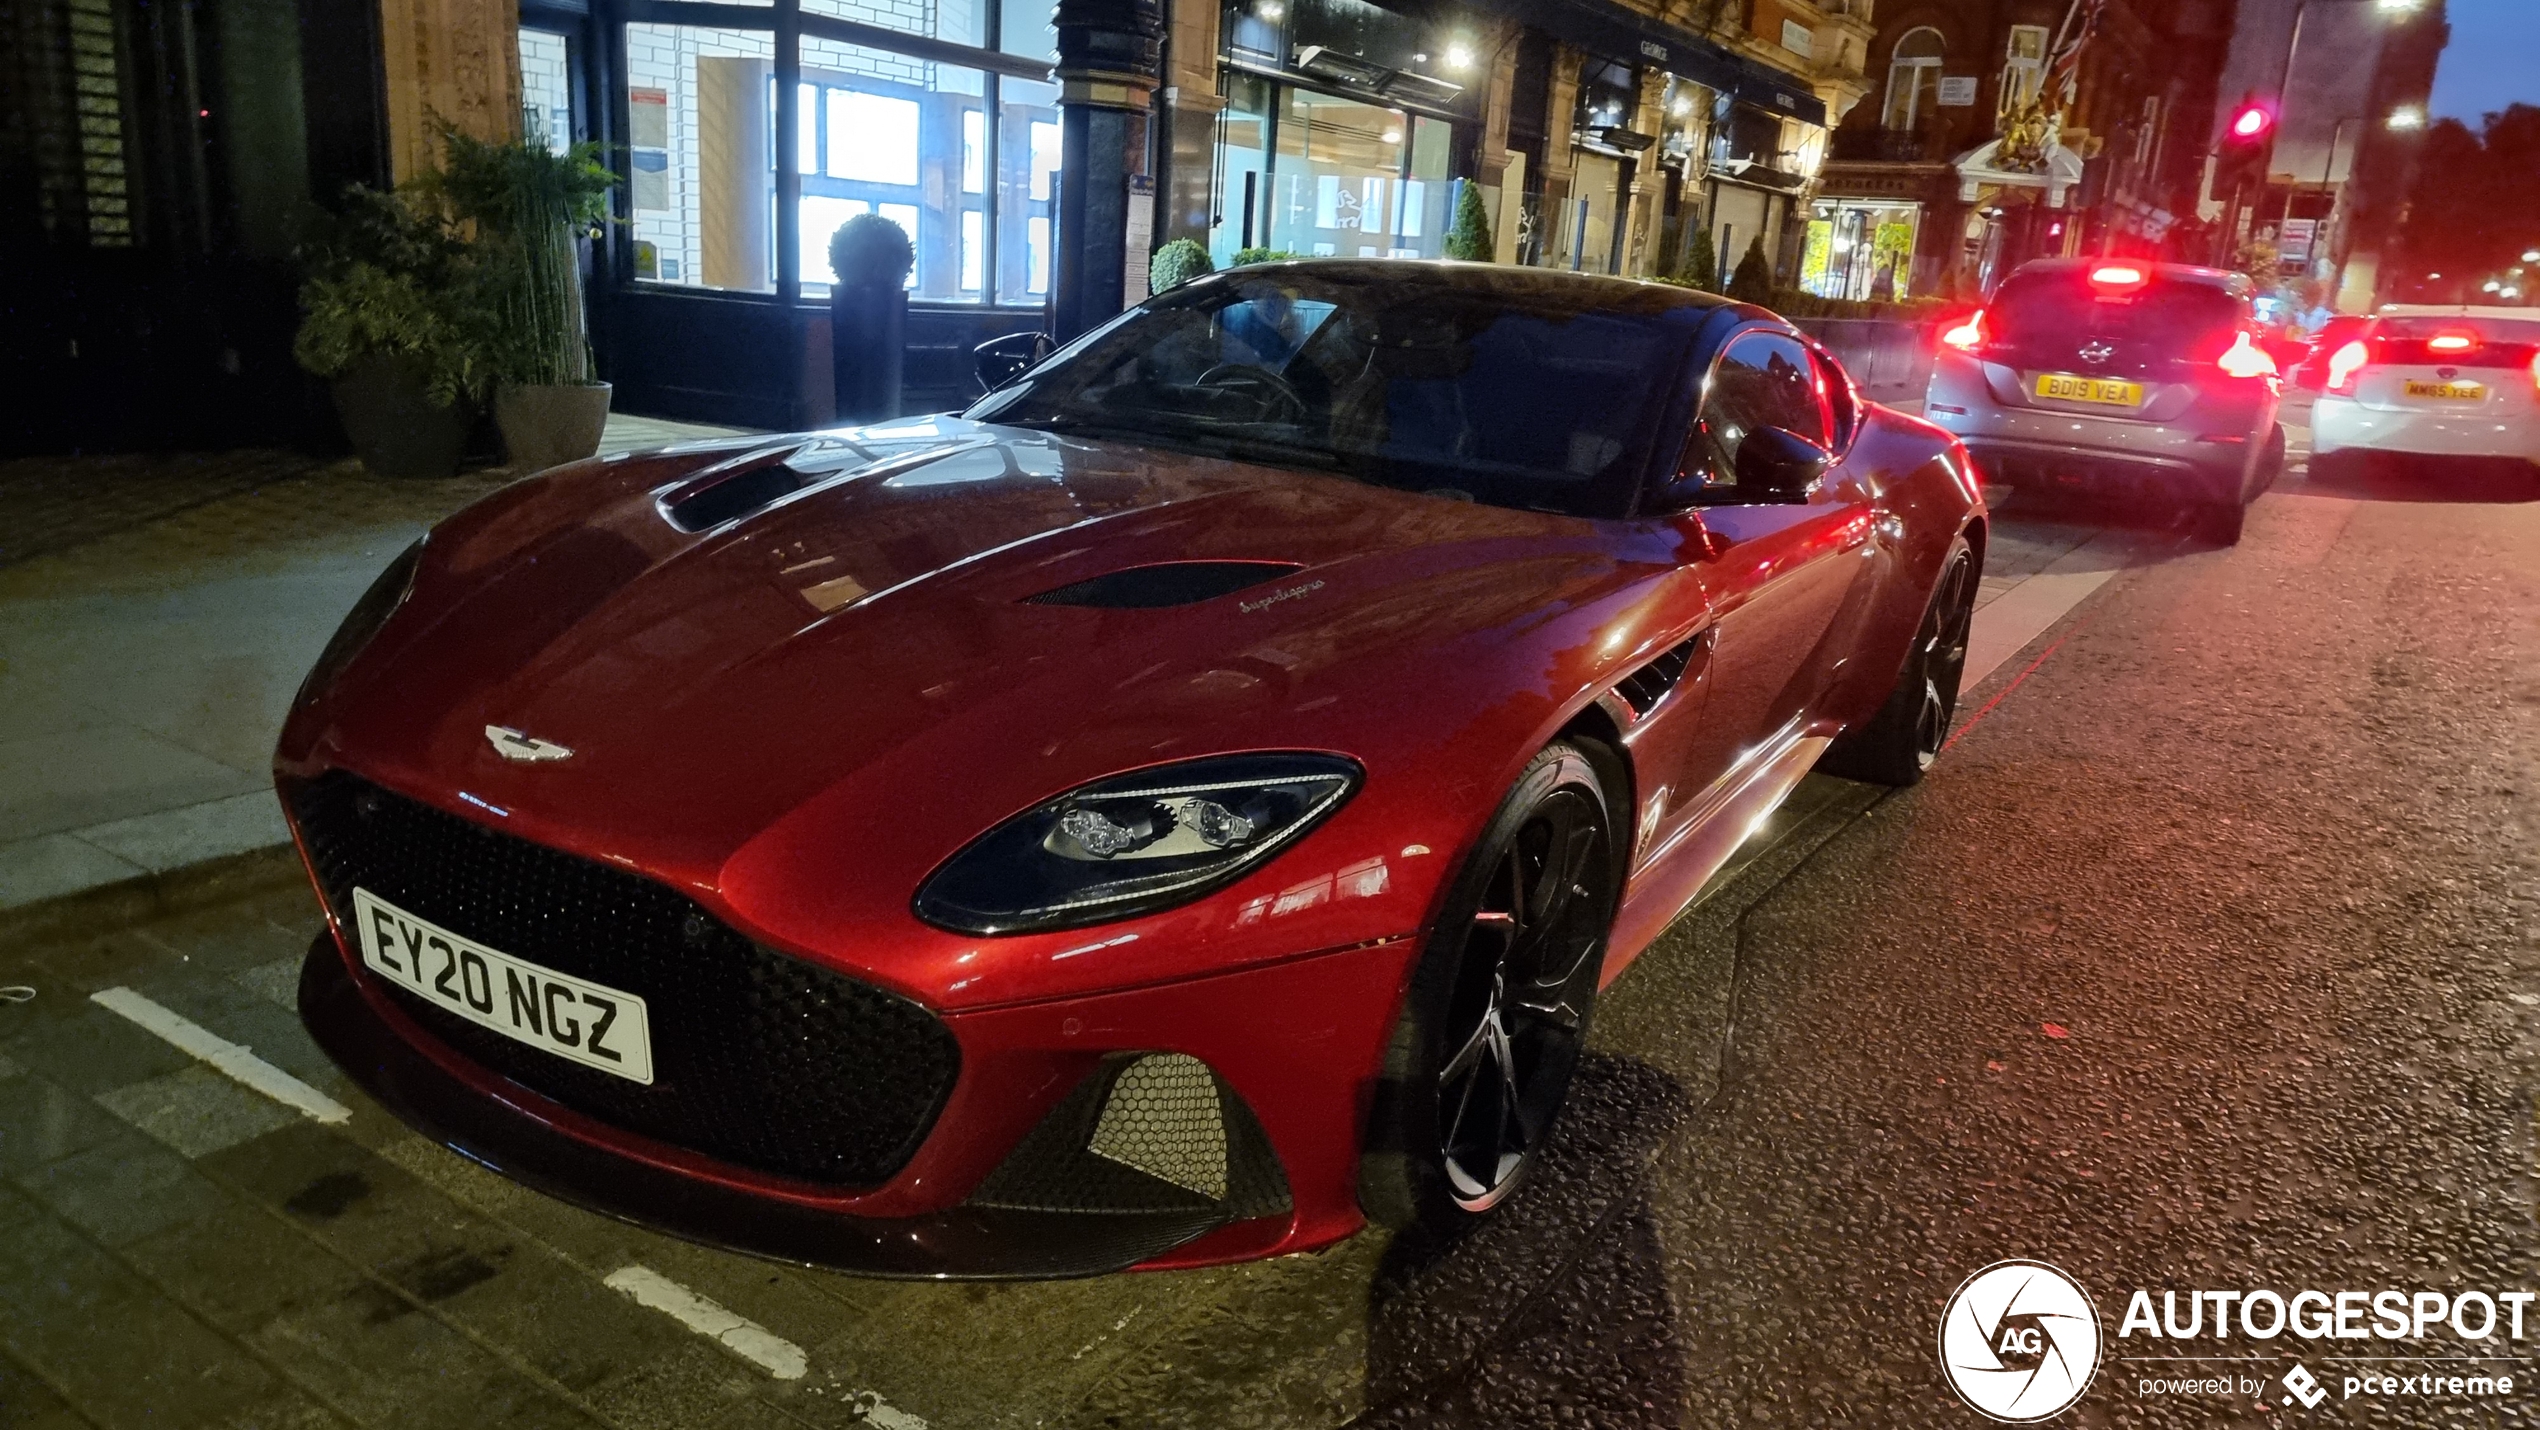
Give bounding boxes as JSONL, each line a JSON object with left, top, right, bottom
{"left": 1819, "top": 535, "right": 1978, "bottom": 787}
{"left": 1360, "top": 742, "right": 1621, "bottom": 1234}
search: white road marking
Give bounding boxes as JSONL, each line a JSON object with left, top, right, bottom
{"left": 1962, "top": 529, "right": 2153, "bottom": 690}
{"left": 90, "top": 986, "right": 351, "bottom": 1125}
{"left": 603, "top": 1266, "right": 808, "bottom": 1380}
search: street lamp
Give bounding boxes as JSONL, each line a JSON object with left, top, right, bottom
{"left": 2387, "top": 105, "right": 2427, "bottom": 131}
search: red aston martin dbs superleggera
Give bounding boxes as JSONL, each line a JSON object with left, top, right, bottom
{"left": 287, "top": 261, "right": 1984, "bottom": 1277}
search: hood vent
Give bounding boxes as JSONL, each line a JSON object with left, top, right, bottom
{"left": 660, "top": 448, "right": 810, "bottom": 532}
{"left": 1027, "top": 561, "right": 1304, "bottom": 610}
{"left": 1612, "top": 634, "right": 1705, "bottom": 716}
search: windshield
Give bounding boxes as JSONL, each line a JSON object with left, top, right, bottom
{"left": 965, "top": 270, "right": 1698, "bottom": 518}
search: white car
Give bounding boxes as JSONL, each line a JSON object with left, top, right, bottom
{"left": 2312, "top": 306, "right": 2540, "bottom": 476}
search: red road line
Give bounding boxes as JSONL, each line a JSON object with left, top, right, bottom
{"left": 1942, "top": 617, "right": 2091, "bottom": 753}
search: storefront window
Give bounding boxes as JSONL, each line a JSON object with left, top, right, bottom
{"left": 519, "top": 29, "right": 573, "bottom": 155}
{"left": 995, "top": 75, "right": 1062, "bottom": 300}
{"left": 806, "top": 0, "right": 985, "bottom": 48}
{"left": 625, "top": 24, "right": 776, "bottom": 293}
{"left": 796, "top": 36, "right": 982, "bottom": 300}
{"left": 1565, "top": 152, "right": 1623, "bottom": 274}
{"left": 1800, "top": 200, "right": 1920, "bottom": 301}
{"left": 1263, "top": 91, "right": 1447, "bottom": 259}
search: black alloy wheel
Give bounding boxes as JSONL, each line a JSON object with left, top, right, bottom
{"left": 1361, "top": 743, "right": 1620, "bottom": 1232}
{"left": 1820, "top": 534, "right": 1980, "bottom": 787}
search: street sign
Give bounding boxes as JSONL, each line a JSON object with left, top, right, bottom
{"left": 1939, "top": 76, "right": 1977, "bottom": 107}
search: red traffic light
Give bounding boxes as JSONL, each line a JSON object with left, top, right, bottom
{"left": 2229, "top": 104, "right": 2274, "bottom": 140}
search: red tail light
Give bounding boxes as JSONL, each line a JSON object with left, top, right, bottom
{"left": 1941, "top": 311, "right": 1986, "bottom": 352}
{"left": 2326, "top": 339, "right": 2370, "bottom": 395}
{"left": 2428, "top": 331, "right": 2477, "bottom": 353}
{"left": 2530, "top": 349, "right": 2540, "bottom": 396}
{"left": 2089, "top": 264, "right": 2147, "bottom": 291}
{"left": 2216, "top": 331, "right": 2277, "bottom": 380}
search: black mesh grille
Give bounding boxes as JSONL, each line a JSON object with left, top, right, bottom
{"left": 971, "top": 1053, "right": 1291, "bottom": 1221}
{"left": 288, "top": 771, "right": 960, "bottom": 1187}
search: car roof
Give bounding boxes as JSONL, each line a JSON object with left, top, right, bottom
{"left": 1202, "top": 258, "right": 1754, "bottom": 320}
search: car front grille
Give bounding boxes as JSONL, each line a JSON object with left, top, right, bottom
{"left": 287, "top": 771, "right": 960, "bottom": 1187}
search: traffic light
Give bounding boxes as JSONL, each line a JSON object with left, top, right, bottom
{"left": 2214, "top": 93, "right": 2277, "bottom": 201}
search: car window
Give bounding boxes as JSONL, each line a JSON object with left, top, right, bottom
{"left": 1987, "top": 273, "right": 2241, "bottom": 353}
{"left": 1686, "top": 332, "right": 1828, "bottom": 488}
{"left": 967, "top": 272, "right": 1699, "bottom": 519}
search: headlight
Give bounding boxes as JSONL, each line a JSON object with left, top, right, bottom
{"left": 913, "top": 753, "right": 1361, "bottom": 935}
{"left": 296, "top": 538, "right": 423, "bottom": 707}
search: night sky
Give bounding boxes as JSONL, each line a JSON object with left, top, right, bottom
{"left": 2429, "top": 0, "right": 2540, "bottom": 125}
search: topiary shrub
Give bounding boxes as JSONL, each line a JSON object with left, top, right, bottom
{"left": 1677, "top": 225, "right": 1719, "bottom": 292}
{"left": 1727, "top": 233, "right": 1775, "bottom": 303}
{"left": 1149, "top": 237, "right": 1214, "bottom": 293}
{"left": 1443, "top": 181, "right": 1494, "bottom": 261}
{"left": 829, "top": 213, "right": 914, "bottom": 288}
{"left": 1232, "top": 247, "right": 1306, "bottom": 266}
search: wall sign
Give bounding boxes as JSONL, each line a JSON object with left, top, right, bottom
{"left": 1938, "top": 76, "right": 1978, "bottom": 107}
{"left": 1122, "top": 175, "right": 1155, "bottom": 309}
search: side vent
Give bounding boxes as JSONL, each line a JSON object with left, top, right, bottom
{"left": 1612, "top": 633, "right": 1706, "bottom": 716}
{"left": 1027, "top": 561, "right": 1303, "bottom": 609}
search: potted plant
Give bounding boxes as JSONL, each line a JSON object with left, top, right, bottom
{"left": 429, "top": 127, "right": 620, "bottom": 474}
{"left": 1442, "top": 181, "right": 1494, "bottom": 262}
{"left": 292, "top": 189, "right": 490, "bottom": 479}
{"left": 1149, "top": 237, "right": 1214, "bottom": 293}
{"left": 830, "top": 213, "right": 913, "bottom": 423}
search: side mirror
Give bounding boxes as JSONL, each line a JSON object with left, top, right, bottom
{"left": 1729, "top": 426, "right": 1831, "bottom": 503}
{"left": 974, "top": 331, "right": 1055, "bottom": 393}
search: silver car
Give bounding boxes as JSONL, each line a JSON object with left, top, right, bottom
{"left": 1923, "top": 259, "right": 2286, "bottom": 544}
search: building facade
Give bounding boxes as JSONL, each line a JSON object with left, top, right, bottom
{"left": 3, "top": 0, "right": 1844, "bottom": 447}
{"left": 1816, "top": 0, "right": 2232, "bottom": 300}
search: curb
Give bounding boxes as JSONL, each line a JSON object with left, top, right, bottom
{"left": 0, "top": 845, "right": 307, "bottom": 952}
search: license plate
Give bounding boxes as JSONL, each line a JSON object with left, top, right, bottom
{"left": 2404, "top": 380, "right": 2485, "bottom": 401}
{"left": 2035, "top": 374, "right": 2144, "bottom": 406}
{"left": 349, "top": 887, "right": 654, "bottom": 1084}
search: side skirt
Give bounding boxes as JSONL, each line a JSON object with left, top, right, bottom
{"left": 1598, "top": 723, "right": 1833, "bottom": 984}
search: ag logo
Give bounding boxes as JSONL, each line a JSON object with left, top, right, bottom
{"left": 1939, "top": 1260, "right": 2102, "bottom": 1422}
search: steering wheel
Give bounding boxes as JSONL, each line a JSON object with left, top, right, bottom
{"left": 1192, "top": 364, "right": 1308, "bottom": 426}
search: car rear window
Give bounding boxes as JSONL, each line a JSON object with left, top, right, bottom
{"left": 2369, "top": 316, "right": 2540, "bottom": 369}
{"left": 1987, "top": 273, "right": 2242, "bottom": 354}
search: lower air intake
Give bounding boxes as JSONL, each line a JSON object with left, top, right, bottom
{"left": 970, "top": 1053, "right": 1291, "bottom": 1222}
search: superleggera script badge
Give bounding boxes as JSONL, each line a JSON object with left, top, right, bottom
{"left": 1240, "top": 580, "right": 1325, "bottom": 614}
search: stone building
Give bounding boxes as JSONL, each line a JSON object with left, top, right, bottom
{"left": 1813, "top": 0, "right": 2234, "bottom": 300}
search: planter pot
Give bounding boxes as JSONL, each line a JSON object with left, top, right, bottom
{"left": 831, "top": 284, "right": 907, "bottom": 423}
{"left": 495, "top": 381, "right": 613, "bottom": 475}
{"left": 330, "top": 355, "right": 472, "bottom": 480}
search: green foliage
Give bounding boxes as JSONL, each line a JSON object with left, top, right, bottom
{"left": 292, "top": 187, "right": 491, "bottom": 405}
{"left": 422, "top": 125, "right": 618, "bottom": 388}
{"left": 1149, "top": 237, "right": 1215, "bottom": 293}
{"left": 1727, "top": 233, "right": 1775, "bottom": 303}
{"left": 1676, "top": 225, "right": 1719, "bottom": 291}
{"left": 1443, "top": 182, "right": 1494, "bottom": 262}
{"left": 830, "top": 212, "right": 915, "bottom": 288}
{"left": 1232, "top": 247, "right": 1306, "bottom": 266}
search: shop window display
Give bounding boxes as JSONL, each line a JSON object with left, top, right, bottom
{"left": 625, "top": 24, "right": 777, "bottom": 292}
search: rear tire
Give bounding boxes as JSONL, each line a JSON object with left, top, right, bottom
{"left": 2198, "top": 498, "right": 2246, "bottom": 546}
{"left": 1819, "top": 535, "right": 1978, "bottom": 787}
{"left": 2257, "top": 423, "right": 2287, "bottom": 493}
{"left": 1360, "top": 742, "right": 1620, "bottom": 1235}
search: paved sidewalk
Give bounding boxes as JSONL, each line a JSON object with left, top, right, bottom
{"left": 0, "top": 416, "right": 752, "bottom": 919}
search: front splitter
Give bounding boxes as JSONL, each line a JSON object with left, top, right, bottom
{"left": 297, "top": 934, "right": 1227, "bottom": 1279}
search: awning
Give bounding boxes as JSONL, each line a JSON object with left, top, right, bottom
{"left": 1455, "top": 0, "right": 1827, "bottom": 127}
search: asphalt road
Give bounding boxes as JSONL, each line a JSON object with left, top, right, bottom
{"left": 5, "top": 412, "right": 2537, "bottom": 1429}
